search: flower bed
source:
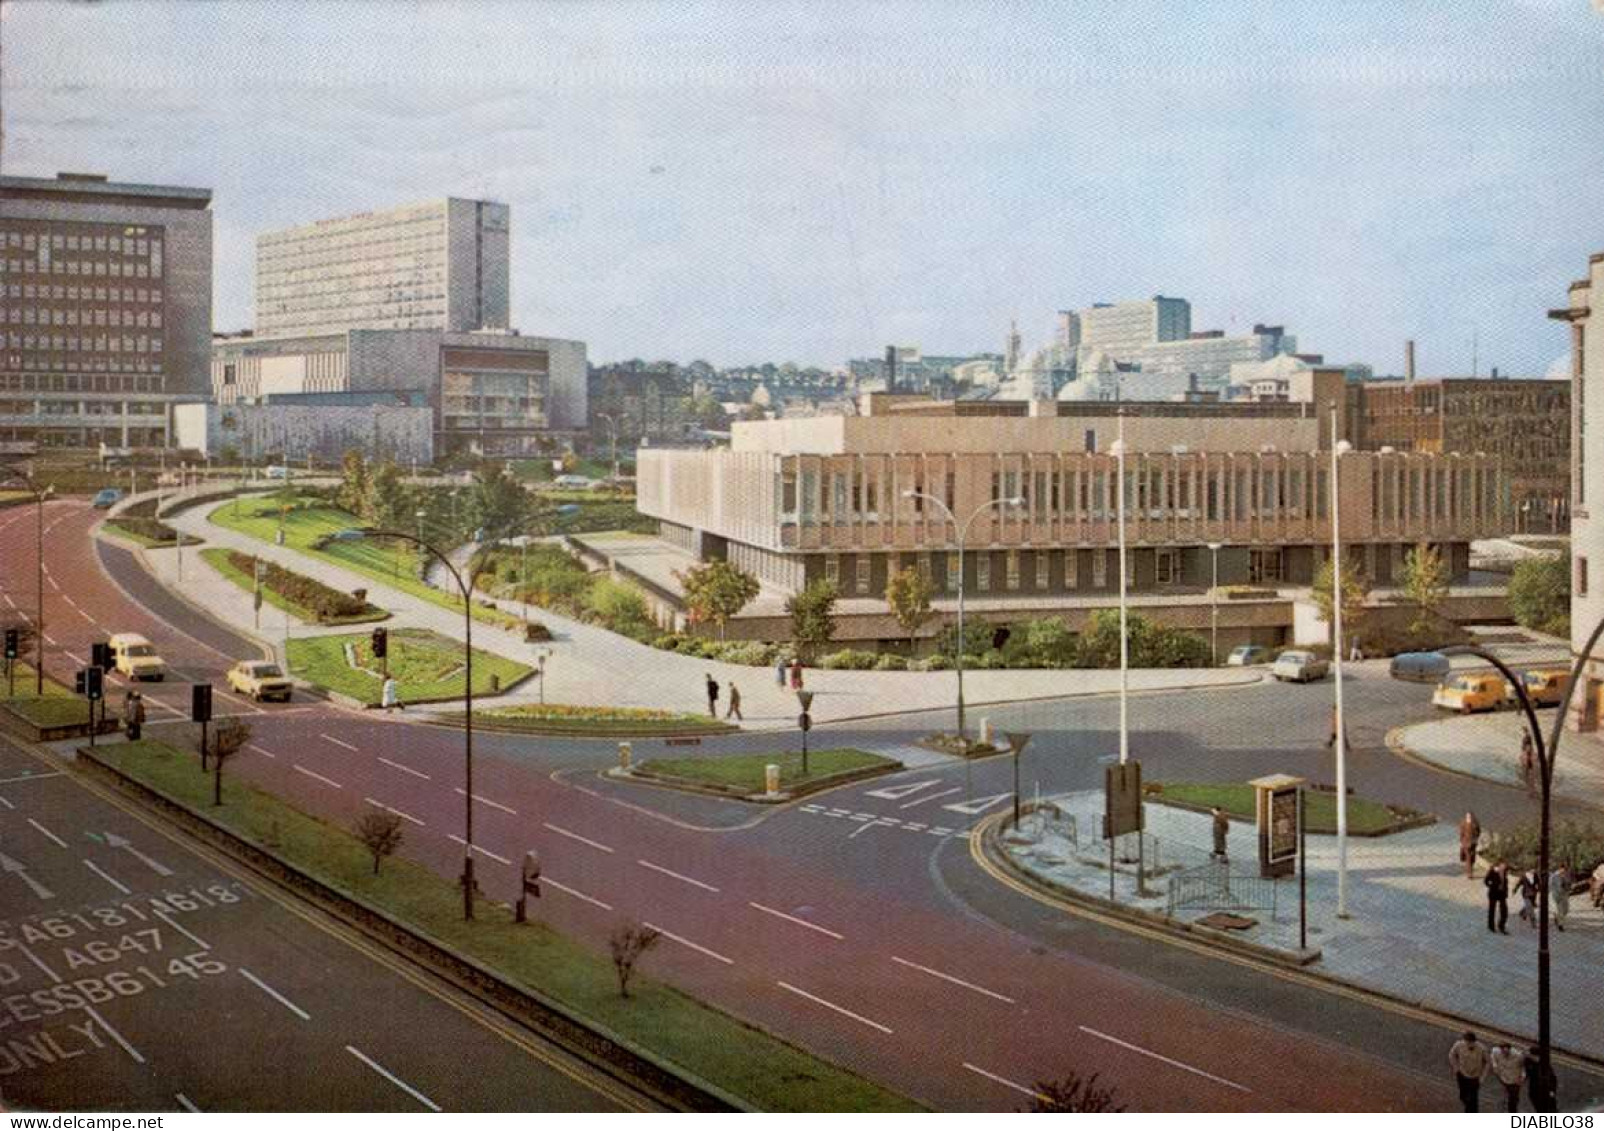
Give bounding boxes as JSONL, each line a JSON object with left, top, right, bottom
{"left": 455, "top": 703, "right": 737, "bottom": 737}
{"left": 207, "top": 548, "right": 385, "bottom": 624}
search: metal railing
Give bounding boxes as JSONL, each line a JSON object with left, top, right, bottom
{"left": 1166, "top": 859, "right": 1280, "bottom": 919}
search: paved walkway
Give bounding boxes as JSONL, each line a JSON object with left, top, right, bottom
{"left": 1394, "top": 711, "right": 1604, "bottom": 808}
{"left": 151, "top": 494, "right": 1264, "bottom": 727}
{"left": 1007, "top": 793, "right": 1604, "bottom": 1059}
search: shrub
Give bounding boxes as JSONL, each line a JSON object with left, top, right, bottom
{"left": 971, "top": 649, "right": 1008, "bottom": 670}
{"left": 917, "top": 655, "right": 953, "bottom": 671}
{"left": 1508, "top": 553, "right": 1569, "bottom": 638}
{"left": 1023, "top": 616, "right": 1077, "bottom": 668}
{"left": 226, "top": 550, "right": 367, "bottom": 620}
{"left": 113, "top": 516, "right": 181, "bottom": 543}
{"left": 1483, "top": 818, "right": 1604, "bottom": 876}
{"left": 820, "top": 649, "right": 880, "bottom": 670}
{"left": 1073, "top": 609, "right": 1210, "bottom": 669}
{"left": 714, "top": 640, "right": 778, "bottom": 667}
{"left": 874, "top": 653, "right": 907, "bottom": 671}
{"left": 585, "top": 575, "right": 652, "bottom": 633}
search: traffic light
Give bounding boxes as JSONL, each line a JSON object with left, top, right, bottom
{"left": 191, "top": 683, "right": 212, "bottom": 724}
{"left": 84, "top": 667, "right": 103, "bottom": 702}
{"left": 371, "top": 627, "right": 388, "bottom": 660}
{"left": 91, "top": 641, "right": 113, "bottom": 672}
{"left": 3, "top": 629, "right": 16, "bottom": 660}
{"left": 75, "top": 670, "right": 87, "bottom": 696}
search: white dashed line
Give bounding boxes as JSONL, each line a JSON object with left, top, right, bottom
{"left": 239, "top": 967, "right": 310, "bottom": 1021}
{"left": 175, "top": 1094, "right": 200, "bottom": 1113}
{"left": 962, "top": 1062, "right": 1049, "bottom": 1101}
{"left": 82, "top": 860, "right": 130, "bottom": 894}
{"left": 900, "top": 786, "right": 963, "bottom": 809}
{"left": 637, "top": 859, "right": 720, "bottom": 892}
{"left": 748, "top": 901, "right": 844, "bottom": 940}
{"left": 85, "top": 1005, "right": 145, "bottom": 1064}
{"left": 454, "top": 787, "right": 515, "bottom": 815}
{"left": 379, "top": 756, "right": 431, "bottom": 780}
{"left": 27, "top": 818, "right": 67, "bottom": 848}
{"left": 643, "top": 922, "right": 734, "bottom": 965}
{"left": 445, "top": 834, "right": 511, "bottom": 866}
{"left": 364, "top": 797, "right": 425, "bottom": 827}
{"left": 1078, "top": 1026, "right": 1251, "bottom": 1093}
{"left": 320, "top": 733, "right": 359, "bottom": 752}
{"left": 543, "top": 877, "right": 613, "bottom": 910}
{"left": 345, "top": 1045, "right": 441, "bottom": 1112}
{"left": 543, "top": 823, "right": 613, "bottom": 853}
{"left": 293, "top": 764, "right": 343, "bottom": 789}
{"left": 777, "top": 981, "right": 892, "bottom": 1034}
{"left": 152, "top": 908, "right": 210, "bottom": 952}
{"left": 247, "top": 743, "right": 277, "bottom": 759}
{"left": 891, "top": 956, "right": 1016, "bottom": 1003}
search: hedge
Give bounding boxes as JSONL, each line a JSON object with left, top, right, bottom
{"left": 226, "top": 549, "right": 370, "bottom": 620}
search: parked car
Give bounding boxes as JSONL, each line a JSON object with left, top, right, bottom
{"left": 1226, "top": 644, "right": 1270, "bottom": 667}
{"left": 90, "top": 487, "right": 123, "bottom": 509}
{"left": 1433, "top": 671, "right": 1505, "bottom": 714}
{"left": 1507, "top": 668, "right": 1570, "bottom": 710}
{"left": 108, "top": 632, "right": 166, "bottom": 681}
{"left": 1271, "top": 649, "right": 1329, "bottom": 683}
{"left": 263, "top": 465, "right": 290, "bottom": 480}
{"left": 1390, "top": 651, "right": 1452, "bottom": 684}
{"left": 226, "top": 660, "right": 293, "bottom": 703}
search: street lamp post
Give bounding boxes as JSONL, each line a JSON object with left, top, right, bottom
{"left": 1329, "top": 404, "right": 1353, "bottom": 917}
{"left": 1207, "top": 542, "right": 1222, "bottom": 666}
{"left": 535, "top": 647, "right": 551, "bottom": 704}
{"left": 353, "top": 527, "right": 486, "bottom": 922}
{"left": 1005, "top": 731, "right": 1032, "bottom": 828}
{"left": 1110, "top": 411, "right": 1131, "bottom": 765}
{"left": 20, "top": 478, "right": 53, "bottom": 695}
{"left": 521, "top": 539, "right": 530, "bottom": 626}
{"left": 899, "top": 489, "right": 1024, "bottom": 744}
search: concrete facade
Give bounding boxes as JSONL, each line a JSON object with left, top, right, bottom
{"left": 0, "top": 172, "right": 213, "bottom": 447}
{"left": 1076, "top": 296, "right": 1192, "bottom": 355}
{"left": 255, "top": 197, "right": 510, "bottom": 338}
{"left": 174, "top": 399, "right": 433, "bottom": 465}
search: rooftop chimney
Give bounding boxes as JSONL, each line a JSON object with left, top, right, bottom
{"left": 1405, "top": 339, "right": 1416, "bottom": 382}
{"left": 884, "top": 345, "right": 897, "bottom": 394}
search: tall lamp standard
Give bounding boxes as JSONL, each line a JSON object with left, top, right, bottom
{"left": 5, "top": 474, "right": 54, "bottom": 695}
{"left": 899, "top": 489, "right": 1024, "bottom": 744}
{"left": 1109, "top": 411, "right": 1132, "bottom": 765}
{"left": 1328, "top": 404, "right": 1354, "bottom": 917}
{"left": 1206, "top": 542, "right": 1223, "bottom": 666}
{"left": 353, "top": 527, "right": 486, "bottom": 921}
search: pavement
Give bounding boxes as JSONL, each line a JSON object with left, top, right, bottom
{"left": 156, "top": 493, "right": 1266, "bottom": 728}
{"left": 1003, "top": 791, "right": 1604, "bottom": 1064}
{"left": 1394, "top": 710, "right": 1604, "bottom": 809}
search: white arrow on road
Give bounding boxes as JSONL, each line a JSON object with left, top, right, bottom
{"left": 104, "top": 832, "right": 173, "bottom": 877}
{"left": 864, "top": 779, "right": 944, "bottom": 802}
{"left": 0, "top": 852, "right": 54, "bottom": 900}
{"left": 943, "top": 792, "right": 1014, "bottom": 816}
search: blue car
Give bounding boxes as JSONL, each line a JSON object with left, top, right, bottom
{"left": 91, "top": 488, "right": 123, "bottom": 509}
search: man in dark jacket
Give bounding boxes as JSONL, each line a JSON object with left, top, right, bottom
{"left": 705, "top": 673, "right": 719, "bottom": 718}
{"left": 1485, "top": 861, "right": 1510, "bottom": 934}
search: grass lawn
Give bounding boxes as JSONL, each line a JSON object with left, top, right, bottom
{"left": 90, "top": 740, "right": 919, "bottom": 1112}
{"left": 287, "top": 628, "right": 531, "bottom": 706}
{"left": 207, "top": 497, "right": 519, "bottom": 628}
{"left": 200, "top": 548, "right": 387, "bottom": 626}
{"left": 0, "top": 662, "right": 92, "bottom": 727}
{"left": 1150, "top": 781, "right": 1418, "bottom": 835}
{"left": 465, "top": 703, "right": 736, "bottom": 736}
{"left": 638, "top": 748, "right": 894, "bottom": 792}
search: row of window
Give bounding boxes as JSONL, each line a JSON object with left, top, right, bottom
{"left": 0, "top": 373, "right": 163, "bottom": 393}
{"left": 5, "top": 307, "right": 162, "bottom": 329}
{"left": 2, "top": 230, "right": 157, "bottom": 256}
{"left": 815, "top": 547, "right": 1292, "bottom": 596}
{"left": 7, "top": 334, "right": 162, "bottom": 353}
{"left": 5, "top": 283, "right": 161, "bottom": 304}
{"left": 0, "top": 399, "right": 166, "bottom": 416}
{"left": 5, "top": 354, "right": 163, "bottom": 374}
{"left": 5, "top": 254, "right": 161, "bottom": 279}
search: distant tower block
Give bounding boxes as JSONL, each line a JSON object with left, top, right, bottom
{"left": 1005, "top": 319, "right": 1022, "bottom": 374}
{"left": 1406, "top": 339, "right": 1416, "bottom": 382}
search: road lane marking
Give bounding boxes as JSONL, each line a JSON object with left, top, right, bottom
{"left": 643, "top": 922, "right": 734, "bottom": 965}
{"left": 320, "top": 733, "right": 359, "bottom": 752}
{"left": 891, "top": 956, "right": 1016, "bottom": 1003}
{"left": 543, "top": 877, "right": 612, "bottom": 910}
{"left": 247, "top": 743, "right": 277, "bottom": 759}
{"left": 364, "top": 797, "right": 426, "bottom": 827}
{"left": 62, "top": 595, "right": 78, "bottom": 609}
{"left": 379, "top": 756, "right": 431, "bottom": 781}
{"left": 776, "top": 981, "right": 892, "bottom": 1034}
{"left": 239, "top": 967, "right": 311, "bottom": 1021}
{"left": 27, "top": 817, "right": 67, "bottom": 848}
{"left": 445, "top": 834, "right": 511, "bottom": 866}
{"left": 543, "top": 822, "right": 613, "bottom": 853}
{"left": 748, "top": 902, "right": 843, "bottom": 940}
{"left": 1, "top": 851, "right": 53, "bottom": 900}
{"left": 43, "top": 633, "right": 56, "bottom": 645}
{"left": 899, "top": 786, "right": 963, "bottom": 809}
{"left": 962, "top": 1062, "right": 1049, "bottom": 1101}
{"left": 0, "top": 795, "right": 13, "bottom": 809}
{"left": 65, "top": 650, "right": 85, "bottom": 664}
{"left": 345, "top": 1045, "right": 441, "bottom": 1112}
{"left": 293, "top": 764, "right": 343, "bottom": 789}
{"left": 18, "top": 943, "right": 61, "bottom": 983}
{"left": 864, "top": 779, "right": 943, "bottom": 801}
{"left": 454, "top": 787, "right": 514, "bottom": 815}
{"left": 637, "top": 858, "right": 720, "bottom": 892}
{"left": 1078, "top": 1026, "right": 1250, "bottom": 1093}
{"left": 153, "top": 907, "right": 211, "bottom": 952}
{"left": 85, "top": 1005, "right": 145, "bottom": 1064}
{"left": 0, "top": 771, "right": 62, "bottom": 785}
{"left": 175, "top": 1094, "right": 200, "bottom": 1113}
{"left": 83, "top": 859, "right": 131, "bottom": 894}
{"left": 849, "top": 818, "right": 894, "bottom": 839}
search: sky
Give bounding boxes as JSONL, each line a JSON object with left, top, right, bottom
{"left": 4, "top": 0, "right": 1602, "bottom": 375}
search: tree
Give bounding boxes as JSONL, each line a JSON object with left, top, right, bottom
{"left": 1023, "top": 616, "right": 1076, "bottom": 668}
{"left": 884, "top": 566, "right": 935, "bottom": 649}
{"left": 338, "top": 449, "right": 371, "bottom": 517}
{"left": 355, "top": 811, "right": 406, "bottom": 876}
{"left": 786, "top": 579, "right": 838, "bottom": 660}
{"left": 1400, "top": 543, "right": 1451, "bottom": 634}
{"left": 368, "top": 460, "right": 410, "bottom": 530}
{"left": 209, "top": 718, "right": 251, "bottom": 806}
{"left": 677, "top": 559, "right": 760, "bottom": 640}
{"left": 468, "top": 461, "right": 531, "bottom": 537}
{"left": 1509, "top": 553, "right": 1570, "bottom": 637}
{"left": 1311, "top": 558, "right": 1370, "bottom": 642}
{"left": 608, "top": 920, "right": 662, "bottom": 998}
{"left": 1025, "top": 1071, "right": 1125, "bottom": 1113}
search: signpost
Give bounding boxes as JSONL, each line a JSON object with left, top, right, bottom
{"left": 1103, "top": 761, "right": 1144, "bottom": 900}
{"left": 192, "top": 683, "right": 213, "bottom": 770}
{"left": 516, "top": 849, "right": 541, "bottom": 923}
{"left": 797, "top": 689, "right": 815, "bottom": 776}
{"left": 1250, "top": 773, "right": 1304, "bottom": 880}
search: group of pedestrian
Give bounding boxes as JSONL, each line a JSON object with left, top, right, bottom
{"left": 121, "top": 688, "right": 145, "bottom": 740}
{"left": 774, "top": 655, "right": 804, "bottom": 690}
{"left": 1465, "top": 811, "right": 1578, "bottom": 933}
{"left": 1449, "top": 1031, "right": 1543, "bottom": 1112}
{"left": 704, "top": 673, "right": 743, "bottom": 720}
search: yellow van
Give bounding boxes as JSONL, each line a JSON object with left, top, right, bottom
{"left": 1508, "top": 668, "right": 1571, "bottom": 710}
{"left": 109, "top": 632, "right": 166, "bottom": 682}
{"left": 1432, "top": 672, "right": 1504, "bottom": 714}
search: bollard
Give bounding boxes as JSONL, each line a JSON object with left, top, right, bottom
{"left": 979, "top": 717, "right": 993, "bottom": 746}
{"left": 489, "top": 673, "right": 501, "bottom": 693}
{"left": 618, "top": 741, "right": 632, "bottom": 771}
{"left": 765, "top": 763, "right": 780, "bottom": 796}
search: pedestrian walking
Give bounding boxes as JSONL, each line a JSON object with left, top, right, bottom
{"left": 789, "top": 657, "right": 804, "bottom": 691}
{"left": 1551, "top": 864, "right": 1572, "bottom": 931}
{"left": 1448, "top": 1030, "right": 1489, "bottom": 1112}
{"left": 1210, "top": 807, "right": 1230, "bottom": 861}
{"left": 1349, "top": 637, "right": 1362, "bottom": 663}
{"left": 1490, "top": 1041, "right": 1527, "bottom": 1112}
{"left": 775, "top": 656, "right": 788, "bottom": 688}
{"left": 705, "top": 672, "right": 720, "bottom": 718}
{"left": 1519, "top": 731, "right": 1537, "bottom": 796}
{"left": 1516, "top": 868, "right": 1539, "bottom": 928}
{"left": 725, "top": 682, "right": 743, "bottom": 721}
{"left": 123, "top": 691, "right": 144, "bottom": 741}
{"left": 1484, "top": 861, "right": 1510, "bottom": 934}
{"left": 381, "top": 676, "right": 403, "bottom": 712}
{"left": 1459, "top": 811, "right": 1482, "bottom": 879}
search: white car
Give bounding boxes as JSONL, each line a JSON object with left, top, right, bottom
{"left": 1271, "top": 649, "right": 1330, "bottom": 683}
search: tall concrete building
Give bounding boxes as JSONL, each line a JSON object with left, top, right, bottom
{"left": 1077, "top": 295, "right": 1191, "bottom": 355}
{"left": 1553, "top": 252, "right": 1604, "bottom": 731}
{"left": 0, "top": 172, "right": 213, "bottom": 448}
{"left": 255, "top": 198, "right": 509, "bottom": 338}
